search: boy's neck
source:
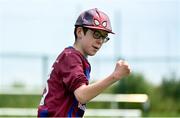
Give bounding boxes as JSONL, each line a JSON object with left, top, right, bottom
{"left": 73, "top": 43, "right": 88, "bottom": 58}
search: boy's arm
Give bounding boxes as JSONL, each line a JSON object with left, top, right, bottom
{"left": 74, "top": 60, "right": 131, "bottom": 104}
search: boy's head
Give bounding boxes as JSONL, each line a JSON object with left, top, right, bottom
{"left": 74, "top": 8, "right": 114, "bottom": 56}
{"left": 75, "top": 8, "right": 114, "bottom": 34}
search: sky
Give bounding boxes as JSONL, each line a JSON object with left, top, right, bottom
{"left": 0, "top": 0, "right": 180, "bottom": 90}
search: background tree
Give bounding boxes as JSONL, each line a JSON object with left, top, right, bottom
{"left": 112, "top": 72, "right": 151, "bottom": 94}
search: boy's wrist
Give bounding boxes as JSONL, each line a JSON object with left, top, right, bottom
{"left": 109, "top": 74, "right": 119, "bottom": 83}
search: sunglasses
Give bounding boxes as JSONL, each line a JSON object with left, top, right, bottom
{"left": 89, "top": 29, "right": 110, "bottom": 43}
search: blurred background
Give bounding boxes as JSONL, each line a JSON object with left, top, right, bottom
{"left": 0, "top": 0, "right": 180, "bottom": 117}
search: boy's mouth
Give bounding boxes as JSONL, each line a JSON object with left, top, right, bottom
{"left": 92, "top": 46, "right": 100, "bottom": 50}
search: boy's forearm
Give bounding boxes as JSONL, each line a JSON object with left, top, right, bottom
{"left": 74, "top": 74, "right": 118, "bottom": 104}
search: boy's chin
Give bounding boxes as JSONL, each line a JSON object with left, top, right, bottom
{"left": 88, "top": 52, "right": 96, "bottom": 56}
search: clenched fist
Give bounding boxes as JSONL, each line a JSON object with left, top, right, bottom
{"left": 112, "top": 60, "right": 131, "bottom": 80}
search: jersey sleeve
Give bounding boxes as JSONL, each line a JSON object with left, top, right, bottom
{"left": 60, "top": 52, "right": 88, "bottom": 92}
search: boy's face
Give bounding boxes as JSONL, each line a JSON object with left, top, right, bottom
{"left": 77, "top": 27, "right": 109, "bottom": 56}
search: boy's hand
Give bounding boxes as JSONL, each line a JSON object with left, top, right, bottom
{"left": 112, "top": 60, "right": 131, "bottom": 80}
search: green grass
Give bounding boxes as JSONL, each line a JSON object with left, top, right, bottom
{"left": 146, "top": 111, "right": 180, "bottom": 117}
{"left": 0, "top": 94, "right": 41, "bottom": 108}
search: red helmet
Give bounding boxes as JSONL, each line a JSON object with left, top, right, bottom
{"left": 75, "top": 8, "right": 114, "bottom": 34}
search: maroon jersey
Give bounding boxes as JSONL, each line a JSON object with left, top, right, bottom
{"left": 38, "top": 46, "right": 91, "bottom": 117}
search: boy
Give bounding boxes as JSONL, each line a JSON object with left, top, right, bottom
{"left": 38, "top": 8, "right": 131, "bottom": 117}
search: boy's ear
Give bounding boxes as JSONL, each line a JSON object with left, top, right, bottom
{"left": 76, "top": 27, "right": 83, "bottom": 39}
